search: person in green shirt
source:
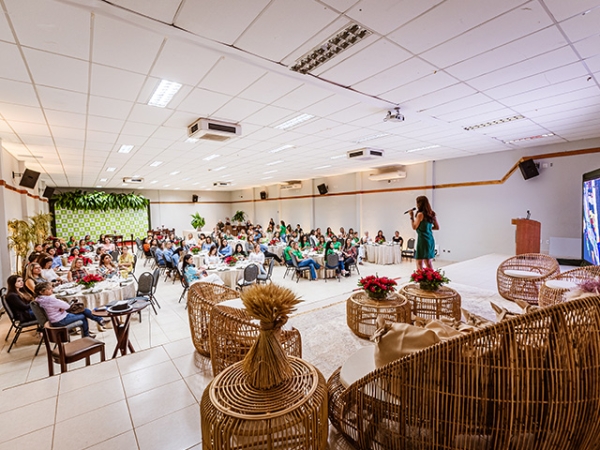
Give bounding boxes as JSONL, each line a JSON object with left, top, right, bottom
{"left": 280, "top": 220, "right": 287, "bottom": 243}
{"left": 331, "top": 235, "right": 342, "bottom": 251}
{"left": 324, "top": 240, "right": 346, "bottom": 276}
{"left": 291, "top": 241, "right": 321, "bottom": 280}
{"left": 283, "top": 243, "right": 294, "bottom": 266}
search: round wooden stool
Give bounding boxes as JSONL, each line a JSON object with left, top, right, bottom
{"left": 401, "top": 284, "right": 461, "bottom": 321}
{"left": 346, "top": 291, "right": 412, "bottom": 339}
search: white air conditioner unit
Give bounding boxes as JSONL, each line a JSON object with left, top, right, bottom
{"left": 188, "top": 118, "right": 242, "bottom": 142}
{"left": 280, "top": 182, "right": 302, "bottom": 190}
{"left": 123, "top": 177, "right": 144, "bottom": 184}
{"left": 347, "top": 148, "right": 384, "bottom": 161}
{"left": 213, "top": 181, "right": 231, "bottom": 187}
{"left": 368, "top": 167, "right": 406, "bottom": 181}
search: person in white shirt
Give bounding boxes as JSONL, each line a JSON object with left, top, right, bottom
{"left": 204, "top": 246, "right": 221, "bottom": 266}
{"left": 184, "top": 233, "right": 197, "bottom": 248}
{"left": 248, "top": 243, "right": 266, "bottom": 274}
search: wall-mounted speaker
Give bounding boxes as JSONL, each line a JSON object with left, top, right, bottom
{"left": 192, "top": 195, "right": 199, "bottom": 202}
{"left": 260, "top": 191, "right": 267, "bottom": 200}
{"left": 317, "top": 183, "right": 328, "bottom": 195}
{"left": 18, "top": 168, "right": 41, "bottom": 189}
{"left": 519, "top": 159, "right": 539, "bottom": 180}
{"left": 42, "top": 186, "right": 55, "bottom": 199}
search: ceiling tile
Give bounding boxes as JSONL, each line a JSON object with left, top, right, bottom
{"left": 177, "top": 88, "right": 231, "bottom": 116}
{"left": 380, "top": 71, "right": 457, "bottom": 104}
{"left": 128, "top": 103, "right": 174, "bottom": 126}
{"left": 87, "top": 96, "right": 131, "bottom": 120}
{"left": 90, "top": 64, "right": 146, "bottom": 101}
{"left": 272, "top": 84, "right": 334, "bottom": 110}
{"left": 48, "top": 125, "right": 85, "bottom": 140}
{"left": 0, "top": 103, "right": 46, "bottom": 123}
{"left": 239, "top": 72, "right": 303, "bottom": 104}
{"left": 0, "top": 41, "right": 29, "bottom": 82}
{"left": 37, "top": 86, "right": 87, "bottom": 114}
{"left": 244, "top": 105, "right": 295, "bottom": 127}
{"left": 573, "top": 34, "right": 600, "bottom": 59}
{"left": 0, "top": 79, "right": 39, "bottom": 107}
{"left": 234, "top": 0, "right": 339, "bottom": 61}
{"left": 121, "top": 122, "right": 159, "bottom": 137}
{"left": 388, "top": 0, "right": 525, "bottom": 54}
{"left": 198, "top": 57, "right": 267, "bottom": 97}
{"left": 93, "top": 14, "right": 164, "bottom": 74}
{"left": 24, "top": 48, "right": 89, "bottom": 93}
{"left": 106, "top": 0, "right": 182, "bottom": 23}
{"left": 404, "top": 83, "right": 477, "bottom": 112}
{"left": 212, "top": 98, "right": 265, "bottom": 123}
{"left": 44, "top": 109, "right": 86, "bottom": 129}
{"left": 420, "top": 2, "right": 554, "bottom": 68}
{"left": 352, "top": 57, "right": 437, "bottom": 96}
{"left": 176, "top": 0, "right": 270, "bottom": 45}
{"left": 499, "top": 77, "right": 593, "bottom": 107}
{"left": 304, "top": 95, "right": 360, "bottom": 118}
{"left": 514, "top": 86, "right": 599, "bottom": 113}
{"left": 346, "top": 0, "right": 444, "bottom": 35}
{"left": 543, "top": 0, "right": 599, "bottom": 22}
{"left": 423, "top": 93, "right": 491, "bottom": 118}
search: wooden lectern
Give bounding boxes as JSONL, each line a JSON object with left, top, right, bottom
{"left": 511, "top": 218, "right": 541, "bottom": 254}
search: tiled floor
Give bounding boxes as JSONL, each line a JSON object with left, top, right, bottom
{"left": 0, "top": 254, "right": 514, "bottom": 449}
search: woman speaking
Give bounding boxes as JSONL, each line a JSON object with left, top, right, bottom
{"left": 409, "top": 195, "right": 439, "bottom": 269}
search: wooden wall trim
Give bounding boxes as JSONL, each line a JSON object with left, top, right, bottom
{"left": 0, "top": 179, "right": 48, "bottom": 202}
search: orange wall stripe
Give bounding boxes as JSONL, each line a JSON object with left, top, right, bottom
{"left": 0, "top": 179, "right": 48, "bottom": 202}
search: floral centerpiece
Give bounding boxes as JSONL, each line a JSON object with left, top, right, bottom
{"left": 410, "top": 268, "right": 450, "bottom": 291}
{"left": 224, "top": 256, "right": 238, "bottom": 267}
{"left": 77, "top": 273, "right": 103, "bottom": 289}
{"left": 374, "top": 236, "right": 385, "bottom": 244}
{"left": 358, "top": 274, "right": 397, "bottom": 300}
{"left": 190, "top": 246, "right": 202, "bottom": 255}
{"left": 268, "top": 239, "right": 279, "bottom": 246}
{"left": 238, "top": 234, "right": 246, "bottom": 240}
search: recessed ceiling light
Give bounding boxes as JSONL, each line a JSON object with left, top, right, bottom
{"left": 186, "top": 137, "right": 199, "bottom": 143}
{"left": 100, "top": 178, "right": 107, "bottom": 182}
{"left": 405, "top": 145, "right": 440, "bottom": 153}
{"left": 213, "top": 166, "right": 226, "bottom": 171}
{"left": 150, "top": 180, "right": 158, "bottom": 184}
{"left": 269, "top": 144, "right": 294, "bottom": 153}
{"left": 174, "top": 187, "right": 180, "bottom": 190}
{"left": 464, "top": 115, "right": 525, "bottom": 131}
{"left": 354, "top": 133, "right": 390, "bottom": 143}
{"left": 182, "top": 177, "right": 191, "bottom": 181}
{"left": 330, "top": 154, "right": 346, "bottom": 160}
{"left": 290, "top": 23, "right": 373, "bottom": 74}
{"left": 275, "top": 114, "right": 314, "bottom": 130}
{"left": 121, "top": 183, "right": 127, "bottom": 186}
{"left": 148, "top": 79, "right": 182, "bottom": 108}
{"left": 203, "top": 154, "right": 220, "bottom": 161}
{"left": 263, "top": 170, "right": 278, "bottom": 174}
{"left": 118, "top": 144, "right": 134, "bottom": 153}
{"left": 314, "top": 165, "right": 331, "bottom": 170}
{"left": 106, "top": 167, "right": 116, "bottom": 172}
{"left": 150, "top": 161, "right": 163, "bottom": 167}
{"left": 164, "top": 184, "right": 170, "bottom": 187}
{"left": 262, "top": 176, "right": 273, "bottom": 180}
{"left": 96, "top": 185, "right": 102, "bottom": 188}
{"left": 266, "top": 160, "right": 284, "bottom": 166}
{"left": 170, "top": 171, "right": 180, "bottom": 175}
{"left": 503, "top": 133, "right": 555, "bottom": 144}
{"left": 192, "top": 182, "right": 200, "bottom": 185}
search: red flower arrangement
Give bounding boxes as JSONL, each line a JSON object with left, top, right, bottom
{"left": 77, "top": 273, "right": 103, "bottom": 288}
{"left": 268, "top": 239, "right": 279, "bottom": 246}
{"left": 358, "top": 274, "right": 397, "bottom": 299}
{"left": 224, "top": 256, "right": 238, "bottom": 267}
{"left": 374, "top": 236, "right": 385, "bottom": 244}
{"left": 189, "top": 246, "right": 202, "bottom": 255}
{"left": 410, "top": 268, "right": 449, "bottom": 291}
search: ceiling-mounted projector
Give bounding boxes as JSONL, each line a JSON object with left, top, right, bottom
{"left": 384, "top": 107, "right": 404, "bottom": 123}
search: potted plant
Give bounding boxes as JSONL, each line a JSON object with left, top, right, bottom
{"left": 357, "top": 274, "right": 398, "bottom": 300}
{"left": 232, "top": 210, "right": 246, "bottom": 224}
{"left": 191, "top": 212, "right": 206, "bottom": 231}
{"left": 410, "top": 268, "right": 450, "bottom": 291}
{"left": 7, "top": 219, "right": 34, "bottom": 275}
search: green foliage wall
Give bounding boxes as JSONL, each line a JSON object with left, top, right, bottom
{"left": 54, "top": 207, "right": 149, "bottom": 240}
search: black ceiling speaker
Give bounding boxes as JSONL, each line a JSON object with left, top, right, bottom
{"left": 42, "top": 186, "right": 55, "bottom": 199}
{"left": 18, "top": 168, "right": 40, "bottom": 189}
{"left": 317, "top": 183, "right": 328, "bottom": 195}
{"left": 192, "top": 195, "right": 199, "bottom": 202}
{"left": 260, "top": 191, "right": 267, "bottom": 200}
{"left": 519, "top": 159, "right": 539, "bottom": 180}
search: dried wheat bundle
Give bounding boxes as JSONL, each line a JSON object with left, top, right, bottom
{"left": 241, "top": 284, "right": 302, "bottom": 389}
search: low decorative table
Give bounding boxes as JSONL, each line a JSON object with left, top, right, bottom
{"left": 201, "top": 357, "right": 328, "bottom": 449}
{"left": 346, "top": 291, "right": 412, "bottom": 339}
{"left": 401, "top": 284, "right": 461, "bottom": 320}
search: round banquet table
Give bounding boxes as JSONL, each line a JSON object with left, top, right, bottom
{"left": 55, "top": 280, "right": 137, "bottom": 309}
{"left": 206, "top": 266, "right": 245, "bottom": 289}
{"left": 365, "top": 243, "right": 402, "bottom": 265}
{"left": 267, "top": 244, "right": 286, "bottom": 259}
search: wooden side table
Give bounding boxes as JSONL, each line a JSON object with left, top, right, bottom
{"left": 346, "top": 291, "right": 412, "bottom": 339}
{"left": 201, "top": 357, "right": 328, "bottom": 449}
{"left": 401, "top": 284, "right": 461, "bottom": 320}
{"left": 92, "top": 299, "right": 148, "bottom": 358}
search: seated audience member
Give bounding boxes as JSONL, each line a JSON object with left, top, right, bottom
{"left": 67, "top": 247, "right": 92, "bottom": 266}
{"left": 154, "top": 242, "right": 166, "bottom": 266}
{"left": 184, "top": 233, "right": 197, "bottom": 248}
{"left": 118, "top": 246, "right": 134, "bottom": 278}
{"left": 392, "top": 231, "right": 403, "bottom": 246}
{"left": 181, "top": 254, "right": 224, "bottom": 286}
{"left": 331, "top": 235, "right": 342, "bottom": 251}
{"left": 283, "top": 242, "right": 294, "bottom": 266}
{"left": 47, "top": 247, "right": 62, "bottom": 269}
{"left": 339, "top": 227, "right": 347, "bottom": 240}
{"left": 299, "top": 235, "right": 311, "bottom": 250}
{"left": 325, "top": 240, "right": 346, "bottom": 276}
{"left": 316, "top": 235, "right": 326, "bottom": 251}
{"left": 375, "top": 230, "right": 386, "bottom": 243}
{"left": 342, "top": 238, "right": 357, "bottom": 273}
{"left": 40, "top": 257, "right": 64, "bottom": 284}
{"left": 67, "top": 257, "right": 89, "bottom": 283}
{"left": 232, "top": 243, "right": 247, "bottom": 259}
{"left": 53, "top": 239, "right": 66, "bottom": 256}
{"left": 25, "top": 263, "right": 47, "bottom": 297}
{"left": 201, "top": 236, "right": 214, "bottom": 252}
{"left": 5, "top": 275, "right": 35, "bottom": 322}
{"left": 101, "top": 237, "right": 116, "bottom": 252}
{"left": 28, "top": 243, "right": 44, "bottom": 263}
{"left": 218, "top": 238, "right": 232, "bottom": 257}
{"left": 204, "top": 246, "right": 221, "bottom": 266}
{"left": 98, "top": 254, "right": 118, "bottom": 279}
{"left": 78, "top": 239, "right": 92, "bottom": 252}
{"left": 326, "top": 227, "right": 334, "bottom": 238}
{"left": 66, "top": 236, "right": 76, "bottom": 248}
{"left": 308, "top": 230, "right": 318, "bottom": 248}
{"left": 290, "top": 241, "right": 321, "bottom": 280}
{"left": 163, "top": 241, "right": 181, "bottom": 267}
{"left": 248, "top": 243, "right": 267, "bottom": 275}
{"left": 35, "top": 282, "right": 107, "bottom": 337}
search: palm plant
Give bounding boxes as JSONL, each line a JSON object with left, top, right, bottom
{"left": 29, "top": 212, "right": 53, "bottom": 244}
{"left": 232, "top": 210, "right": 246, "bottom": 223}
{"left": 7, "top": 219, "right": 34, "bottom": 275}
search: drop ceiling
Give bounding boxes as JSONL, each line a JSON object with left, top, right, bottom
{"left": 1, "top": 0, "right": 599, "bottom": 191}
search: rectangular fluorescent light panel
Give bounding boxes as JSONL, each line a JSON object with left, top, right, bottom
{"left": 118, "top": 144, "right": 134, "bottom": 153}
{"left": 354, "top": 133, "right": 390, "bottom": 143}
{"left": 464, "top": 115, "right": 525, "bottom": 131}
{"left": 106, "top": 167, "right": 116, "bottom": 172}
{"left": 269, "top": 144, "right": 294, "bottom": 153}
{"left": 504, "top": 133, "right": 555, "bottom": 144}
{"left": 406, "top": 145, "right": 440, "bottom": 153}
{"left": 330, "top": 154, "right": 346, "bottom": 160}
{"left": 213, "top": 166, "right": 226, "bottom": 171}
{"left": 185, "top": 137, "right": 199, "bottom": 143}
{"left": 262, "top": 177, "right": 273, "bottom": 180}
{"left": 170, "top": 171, "right": 180, "bottom": 175}
{"left": 266, "top": 160, "right": 284, "bottom": 166}
{"left": 150, "top": 161, "right": 163, "bottom": 167}
{"left": 263, "top": 170, "right": 277, "bottom": 174}
{"left": 203, "top": 154, "right": 220, "bottom": 161}
{"left": 314, "top": 165, "right": 332, "bottom": 170}
{"left": 148, "top": 80, "right": 182, "bottom": 108}
{"left": 275, "top": 114, "right": 314, "bottom": 130}
{"left": 100, "top": 178, "right": 107, "bottom": 182}
{"left": 150, "top": 180, "right": 158, "bottom": 184}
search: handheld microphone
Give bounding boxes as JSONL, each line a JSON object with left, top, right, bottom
{"left": 404, "top": 207, "right": 416, "bottom": 214}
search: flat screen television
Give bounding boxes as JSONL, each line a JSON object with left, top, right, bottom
{"left": 583, "top": 167, "right": 600, "bottom": 265}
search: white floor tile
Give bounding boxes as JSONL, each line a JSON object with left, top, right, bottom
{"left": 85, "top": 430, "right": 139, "bottom": 450}
{"left": 59, "top": 359, "right": 120, "bottom": 394}
{"left": 135, "top": 404, "right": 201, "bottom": 450}
{"left": 0, "top": 374, "right": 58, "bottom": 414}
{"left": 0, "top": 425, "right": 53, "bottom": 450}
{"left": 0, "top": 397, "right": 56, "bottom": 443}
{"left": 116, "top": 346, "right": 170, "bottom": 375}
{"left": 56, "top": 376, "right": 125, "bottom": 423}
{"left": 127, "top": 380, "right": 196, "bottom": 428}
{"left": 121, "top": 360, "right": 181, "bottom": 398}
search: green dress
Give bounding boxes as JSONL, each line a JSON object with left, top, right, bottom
{"left": 415, "top": 220, "right": 435, "bottom": 259}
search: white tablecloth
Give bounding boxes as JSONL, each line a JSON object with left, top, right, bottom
{"left": 365, "top": 244, "right": 402, "bottom": 265}
{"left": 206, "top": 267, "right": 244, "bottom": 288}
{"left": 267, "top": 244, "right": 285, "bottom": 258}
{"left": 56, "top": 280, "right": 137, "bottom": 309}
